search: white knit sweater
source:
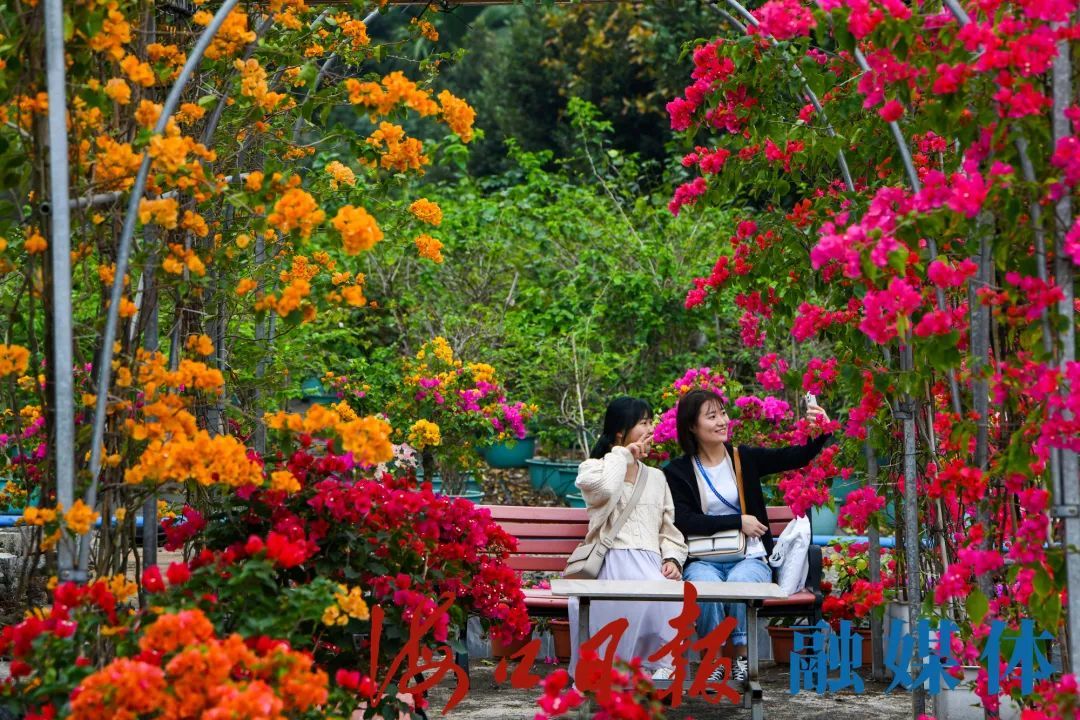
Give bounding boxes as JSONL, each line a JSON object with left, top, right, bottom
{"left": 575, "top": 446, "right": 688, "bottom": 565}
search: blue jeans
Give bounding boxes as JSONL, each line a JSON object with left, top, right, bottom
{"left": 684, "top": 556, "right": 772, "bottom": 646}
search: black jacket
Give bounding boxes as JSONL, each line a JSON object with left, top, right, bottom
{"left": 663, "top": 433, "right": 832, "bottom": 560}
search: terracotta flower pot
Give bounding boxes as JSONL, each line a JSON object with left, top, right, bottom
{"left": 768, "top": 626, "right": 797, "bottom": 665}
{"left": 550, "top": 619, "right": 571, "bottom": 663}
{"left": 491, "top": 632, "right": 531, "bottom": 659}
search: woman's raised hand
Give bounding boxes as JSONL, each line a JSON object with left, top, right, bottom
{"left": 626, "top": 438, "right": 651, "bottom": 460}
{"left": 741, "top": 514, "right": 768, "bottom": 538}
{"left": 806, "top": 403, "right": 830, "bottom": 425}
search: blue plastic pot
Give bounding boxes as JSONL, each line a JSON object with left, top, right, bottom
{"left": 566, "top": 492, "right": 587, "bottom": 509}
{"left": 810, "top": 504, "right": 838, "bottom": 535}
{"left": 481, "top": 437, "right": 536, "bottom": 469}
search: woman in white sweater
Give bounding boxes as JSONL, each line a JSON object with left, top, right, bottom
{"left": 568, "top": 397, "right": 688, "bottom": 681}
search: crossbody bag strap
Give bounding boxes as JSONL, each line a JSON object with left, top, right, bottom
{"left": 734, "top": 447, "right": 747, "bottom": 514}
{"left": 599, "top": 461, "right": 649, "bottom": 545}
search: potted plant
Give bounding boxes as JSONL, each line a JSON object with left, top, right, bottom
{"left": 384, "top": 337, "right": 534, "bottom": 498}
{"left": 819, "top": 539, "right": 896, "bottom": 659}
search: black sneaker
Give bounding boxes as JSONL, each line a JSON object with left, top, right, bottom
{"left": 732, "top": 656, "right": 749, "bottom": 687}
{"left": 706, "top": 663, "right": 726, "bottom": 684}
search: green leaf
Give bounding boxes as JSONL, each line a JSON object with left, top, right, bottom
{"left": 966, "top": 589, "right": 989, "bottom": 625}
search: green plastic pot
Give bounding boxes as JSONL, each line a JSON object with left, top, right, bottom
{"left": 441, "top": 489, "right": 485, "bottom": 504}
{"left": 549, "top": 464, "right": 579, "bottom": 498}
{"left": 566, "top": 492, "right": 587, "bottom": 509}
{"left": 481, "top": 437, "right": 537, "bottom": 469}
{"left": 525, "top": 459, "right": 559, "bottom": 491}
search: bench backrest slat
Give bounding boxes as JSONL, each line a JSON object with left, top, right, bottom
{"left": 482, "top": 505, "right": 800, "bottom": 570}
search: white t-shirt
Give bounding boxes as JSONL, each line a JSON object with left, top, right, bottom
{"left": 693, "top": 456, "right": 767, "bottom": 559}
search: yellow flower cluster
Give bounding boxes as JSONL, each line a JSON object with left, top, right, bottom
{"left": 268, "top": 187, "right": 325, "bottom": 238}
{"left": 162, "top": 242, "right": 206, "bottom": 277}
{"left": 146, "top": 43, "right": 186, "bottom": 70}
{"left": 234, "top": 58, "right": 289, "bottom": 111}
{"left": 106, "top": 573, "right": 138, "bottom": 602}
{"left": 25, "top": 229, "right": 47, "bottom": 255}
{"left": 124, "top": 431, "right": 265, "bottom": 488}
{"left": 411, "top": 17, "right": 439, "bottom": 42}
{"left": 120, "top": 55, "right": 155, "bottom": 87}
{"left": 104, "top": 78, "right": 131, "bottom": 105}
{"left": 414, "top": 234, "right": 444, "bottom": 264}
{"left": 407, "top": 419, "right": 442, "bottom": 449}
{"left": 408, "top": 198, "right": 442, "bottom": 226}
{"left": 264, "top": 406, "right": 393, "bottom": 466}
{"left": 344, "top": 71, "right": 439, "bottom": 118}
{"left": 280, "top": 255, "right": 320, "bottom": 284}
{"left": 138, "top": 198, "right": 179, "bottom": 229}
{"left": 332, "top": 205, "right": 383, "bottom": 255}
{"left": 270, "top": 470, "right": 301, "bottom": 493}
{"left": 324, "top": 160, "right": 356, "bottom": 189}
{"left": 322, "top": 585, "right": 370, "bottom": 626}
{"left": 335, "top": 14, "right": 371, "bottom": 48}
{"left": 195, "top": 8, "right": 257, "bottom": 60}
{"left": 0, "top": 344, "right": 30, "bottom": 377}
{"left": 88, "top": 3, "right": 131, "bottom": 60}
{"left": 467, "top": 363, "right": 496, "bottom": 385}
{"left": 21, "top": 505, "right": 57, "bottom": 526}
{"left": 92, "top": 136, "right": 143, "bottom": 190}
{"left": 65, "top": 499, "right": 100, "bottom": 535}
{"left": 438, "top": 90, "right": 476, "bottom": 143}
{"left": 364, "top": 123, "right": 429, "bottom": 174}
{"left": 185, "top": 334, "right": 214, "bottom": 356}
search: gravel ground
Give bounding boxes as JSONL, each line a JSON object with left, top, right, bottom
{"left": 425, "top": 661, "right": 920, "bottom": 719}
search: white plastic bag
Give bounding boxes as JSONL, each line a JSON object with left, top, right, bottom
{"left": 768, "top": 515, "right": 811, "bottom": 596}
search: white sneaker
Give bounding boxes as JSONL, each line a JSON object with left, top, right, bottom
{"left": 652, "top": 667, "right": 674, "bottom": 681}
{"left": 732, "top": 656, "right": 749, "bottom": 687}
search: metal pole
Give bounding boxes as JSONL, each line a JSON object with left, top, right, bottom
{"left": 866, "top": 439, "right": 884, "bottom": 681}
{"left": 81, "top": 0, "right": 243, "bottom": 576}
{"left": 43, "top": 0, "right": 77, "bottom": 581}
{"left": 720, "top": 0, "right": 854, "bottom": 193}
{"left": 1051, "top": 31, "right": 1080, "bottom": 672}
{"left": 900, "top": 341, "right": 925, "bottom": 716}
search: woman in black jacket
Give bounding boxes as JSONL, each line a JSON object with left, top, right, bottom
{"left": 662, "top": 388, "right": 831, "bottom": 688}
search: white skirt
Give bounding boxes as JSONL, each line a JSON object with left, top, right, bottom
{"left": 568, "top": 548, "right": 680, "bottom": 677}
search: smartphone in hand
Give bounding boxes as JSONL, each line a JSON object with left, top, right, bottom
{"left": 805, "top": 392, "right": 818, "bottom": 409}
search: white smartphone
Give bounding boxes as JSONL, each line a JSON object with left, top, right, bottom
{"left": 805, "top": 392, "right": 818, "bottom": 408}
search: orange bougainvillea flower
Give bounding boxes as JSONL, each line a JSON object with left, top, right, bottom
{"left": 364, "top": 122, "right": 429, "bottom": 173}
{"left": 408, "top": 198, "right": 442, "bottom": 226}
{"left": 414, "top": 233, "right": 444, "bottom": 264}
{"left": 235, "top": 278, "right": 257, "bottom": 295}
{"left": 438, "top": 90, "right": 476, "bottom": 143}
{"left": 24, "top": 230, "right": 47, "bottom": 255}
{"left": 92, "top": 137, "right": 143, "bottom": 190}
{"left": 0, "top": 344, "right": 31, "bottom": 376}
{"left": 324, "top": 160, "right": 356, "bottom": 189}
{"left": 87, "top": 3, "right": 132, "bottom": 61}
{"left": 196, "top": 8, "right": 257, "bottom": 60}
{"left": 120, "top": 54, "right": 156, "bottom": 87}
{"left": 186, "top": 334, "right": 214, "bottom": 356}
{"left": 104, "top": 78, "right": 131, "bottom": 105}
{"left": 138, "top": 198, "right": 179, "bottom": 229}
{"left": 332, "top": 205, "right": 383, "bottom": 255}
{"left": 267, "top": 187, "right": 325, "bottom": 238}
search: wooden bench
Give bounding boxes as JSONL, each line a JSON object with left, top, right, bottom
{"left": 483, "top": 504, "right": 824, "bottom": 625}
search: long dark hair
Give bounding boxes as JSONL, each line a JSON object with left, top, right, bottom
{"left": 589, "top": 397, "right": 653, "bottom": 459}
{"left": 675, "top": 389, "right": 727, "bottom": 457}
